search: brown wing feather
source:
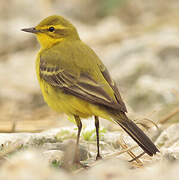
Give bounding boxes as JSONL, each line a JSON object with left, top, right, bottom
{"left": 99, "top": 65, "right": 127, "bottom": 112}
{"left": 40, "top": 58, "right": 122, "bottom": 110}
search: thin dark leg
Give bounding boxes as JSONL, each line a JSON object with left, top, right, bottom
{"left": 95, "top": 116, "right": 102, "bottom": 160}
{"left": 74, "top": 115, "right": 82, "bottom": 163}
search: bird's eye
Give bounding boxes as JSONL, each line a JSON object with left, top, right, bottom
{"left": 48, "top": 27, "right": 55, "bottom": 32}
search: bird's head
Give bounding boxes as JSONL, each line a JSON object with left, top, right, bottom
{"left": 22, "top": 15, "right": 80, "bottom": 48}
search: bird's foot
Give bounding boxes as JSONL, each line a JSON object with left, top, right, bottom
{"left": 96, "top": 154, "right": 102, "bottom": 161}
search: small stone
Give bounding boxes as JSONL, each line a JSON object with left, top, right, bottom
{"left": 0, "top": 150, "right": 71, "bottom": 180}
{"left": 43, "top": 150, "right": 64, "bottom": 163}
{"left": 155, "top": 124, "right": 179, "bottom": 148}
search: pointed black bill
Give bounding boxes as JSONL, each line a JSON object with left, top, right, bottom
{"left": 21, "top": 27, "right": 40, "bottom": 33}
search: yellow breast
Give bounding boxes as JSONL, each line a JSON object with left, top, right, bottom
{"left": 35, "top": 52, "right": 111, "bottom": 120}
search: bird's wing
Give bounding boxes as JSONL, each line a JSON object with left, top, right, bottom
{"left": 98, "top": 64, "right": 127, "bottom": 112}
{"left": 40, "top": 57, "right": 126, "bottom": 111}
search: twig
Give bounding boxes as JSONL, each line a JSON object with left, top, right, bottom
{"left": 128, "top": 152, "right": 145, "bottom": 162}
{"left": 10, "top": 119, "right": 17, "bottom": 133}
{"left": 119, "top": 136, "right": 143, "bottom": 165}
{"left": 73, "top": 145, "right": 139, "bottom": 174}
{"left": 104, "top": 145, "right": 139, "bottom": 160}
{"left": 136, "top": 118, "right": 159, "bottom": 130}
{"left": 159, "top": 108, "right": 179, "bottom": 124}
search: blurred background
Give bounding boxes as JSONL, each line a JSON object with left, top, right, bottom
{"left": 0, "top": 0, "right": 179, "bottom": 132}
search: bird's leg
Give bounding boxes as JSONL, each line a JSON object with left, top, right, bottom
{"left": 95, "top": 116, "right": 102, "bottom": 160}
{"left": 74, "top": 115, "right": 82, "bottom": 163}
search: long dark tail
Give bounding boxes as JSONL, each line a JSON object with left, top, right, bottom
{"left": 112, "top": 112, "right": 159, "bottom": 156}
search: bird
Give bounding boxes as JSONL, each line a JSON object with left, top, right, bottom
{"left": 22, "top": 15, "right": 159, "bottom": 163}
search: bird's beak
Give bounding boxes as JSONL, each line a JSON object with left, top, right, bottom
{"left": 21, "top": 27, "right": 40, "bottom": 33}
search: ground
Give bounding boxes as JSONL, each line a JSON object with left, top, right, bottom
{"left": 0, "top": 0, "right": 179, "bottom": 179}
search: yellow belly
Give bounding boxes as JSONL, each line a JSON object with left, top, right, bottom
{"left": 36, "top": 53, "right": 111, "bottom": 120}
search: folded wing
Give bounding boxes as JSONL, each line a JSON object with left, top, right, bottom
{"left": 40, "top": 57, "right": 127, "bottom": 112}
